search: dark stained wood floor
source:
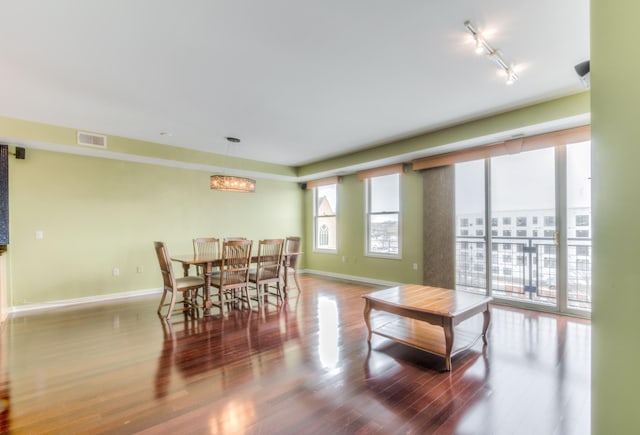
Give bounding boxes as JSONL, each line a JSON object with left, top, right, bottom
{"left": 0, "top": 275, "right": 590, "bottom": 434}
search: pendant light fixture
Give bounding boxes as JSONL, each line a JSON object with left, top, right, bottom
{"left": 210, "top": 137, "right": 256, "bottom": 193}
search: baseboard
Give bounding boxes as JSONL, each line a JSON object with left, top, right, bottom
{"left": 301, "top": 269, "right": 402, "bottom": 288}
{"left": 8, "top": 271, "right": 399, "bottom": 316}
{"left": 10, "top": 287, "right": 163, "bottom": 315}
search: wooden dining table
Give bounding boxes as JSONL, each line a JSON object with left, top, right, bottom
{"left": 171, "top": 252, "right": 302, "bottom": 309}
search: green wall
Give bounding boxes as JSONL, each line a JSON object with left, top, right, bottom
{"left": 591, "top": 0, "right": 640, "bottom": 432}
{"left": 7, "top": 148, "right": 302, "bottom": 306}
{"left": 303, "top": 170, "right": 423, "bottom": 284}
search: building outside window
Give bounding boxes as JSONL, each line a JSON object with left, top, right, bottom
{"left": 576, "top": 215, "right": 590, "bottom": 226}
{"left": 314, "top": 183, "right": 337, "bottom": 251}
{"left": 516, "top": 217, "right": 527, "bottom": 226}
{"left": 544, "top": 216, "right": 555, "bottom": 226}
{"left": 366, "top": 173, "right": 400, "bottom": 257}
{"left": 576, "top": 230, "right": 590, "bottom": 238}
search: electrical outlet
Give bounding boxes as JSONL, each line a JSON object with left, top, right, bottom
{"left": 35, "top": 230, "right": 44, "bottom": 240}
{"left": 413, "top": 263, "right": 418, "bottom": 270}
{"left": 112, "top": 268, "right": 120, "bottom": 277}
{"left": 136, "top": 265, "right": 144, "bottom": 273}
{"left": 341, "top": 256, "right": 346, "bottom": 263}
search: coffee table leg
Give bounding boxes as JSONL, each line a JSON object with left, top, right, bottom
{"left": 363, "top": 299, "right": 372, "bottom": 344}
{"left": 482, "top": 305, "right": 491, "bottom": 345}
{"left": 443, "top": 319, "right": 454, "bottom": 371}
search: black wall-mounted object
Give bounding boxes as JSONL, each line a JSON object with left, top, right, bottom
{"left": 0, "top": 144, "right": 8, "bottom": 247}
{"left": 15, "top": 147, "right": 25, "bottom": 160}
{"left": 300, "top": 183, "right": 307, "bottom": 190}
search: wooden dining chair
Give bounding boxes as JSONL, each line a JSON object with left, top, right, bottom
{"left": 249, "top": 239, "right": 285, "bottom": 306}
{"left": 192, "top": 237, "right": 220, "bottom": 275}
{"left": 283, "top": 236, "right": 302, "bottom": 292}
{"left": 209, "top": 239, "right": 253, "bottom": 314}
{"left": 154, "top": 241, "right": 205, "bottom": 320}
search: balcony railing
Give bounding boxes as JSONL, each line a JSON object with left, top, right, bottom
{"left": 456, "top": 236, "right": 592, "bottom": 310}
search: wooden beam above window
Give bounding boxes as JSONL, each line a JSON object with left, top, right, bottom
{"left": 357, "top": 163, "right": 405, "bottom": 180}
{"left": 306, "top": 176, "right": 341, "bottom": 189}
{"left": 412, "top": 125, "right": 591, "bottom": 171}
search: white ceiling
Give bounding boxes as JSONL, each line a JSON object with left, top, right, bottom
{"left": 0, "top": 0, "right": 589, "bottom": 167}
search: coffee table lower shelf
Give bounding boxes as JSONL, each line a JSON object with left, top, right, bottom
{"left": 371, "top": 317, "right": 483, "bottom": 367}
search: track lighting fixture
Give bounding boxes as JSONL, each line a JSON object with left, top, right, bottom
{"left": 464, "top": 20, "right": 519, "bottom": 85}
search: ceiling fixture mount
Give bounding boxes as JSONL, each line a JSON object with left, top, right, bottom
{"left": 210, "top": 136, "right": 256, "bottom": 193}
{"left": 464, "top": 20, "right": 519, "bottom": 85}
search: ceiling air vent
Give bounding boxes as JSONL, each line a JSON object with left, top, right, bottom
{"left": 77, "top": 131, "right": 107, "bottom": 148}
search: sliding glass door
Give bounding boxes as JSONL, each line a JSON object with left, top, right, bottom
{"left": 455, "top": 141, "right": 592, "bottom": 315}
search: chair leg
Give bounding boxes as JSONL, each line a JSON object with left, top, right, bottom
{"left": 293, "top": 271, "right": 301, "bottom": 291}
{"left": 157, "top": 288, "right": 168, "bottom": 314}
{"left": 166, "top": 291, "right": 177, "bottom": 320}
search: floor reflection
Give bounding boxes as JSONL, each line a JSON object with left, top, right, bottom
{"left": 317, "top": 296, "right": 339, "bottom": 369}
{"left": 155, "top": 301, "right": 301, "bottom": 400}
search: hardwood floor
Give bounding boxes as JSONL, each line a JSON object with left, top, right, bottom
{"left": 0, "top": 275, "right": 590, "bottom": 434}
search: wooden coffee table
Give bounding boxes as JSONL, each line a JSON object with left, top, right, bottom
{"left": 363, "top": 284, "right": 492, "bottom": 371}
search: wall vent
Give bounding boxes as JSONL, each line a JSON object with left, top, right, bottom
{"left": 77, "top": 131, "right": 107, "bottom": 148}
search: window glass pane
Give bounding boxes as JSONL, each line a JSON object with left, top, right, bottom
{"left": 455, "top": 160, "right": 486, "bottom": 294}
{"left": 366, "top": 174, "right": 400, "bottom": 256}
{"left": 316, "top": 184, "right": 336, "bottom": 216}
{"left": 314, "top": 184, "right": 337, "bottom": 251}
{"left": 370, "top": 174, "right": 399, "bottom": 213}
{"left": 369, "top": 214, "right": 399, "bottom": 254}
{"left": 316, "top": 217, "right": 336, "bottom": 249}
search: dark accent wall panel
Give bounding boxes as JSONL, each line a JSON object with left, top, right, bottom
{"left": 422, "top": 166, "right": 455, "bottom": 288}
{"left": 0, "top": 145, "right": 8, "bottom": 246}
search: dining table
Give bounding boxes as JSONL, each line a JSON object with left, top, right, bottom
{"left": 170, "top": 252, "right": 302, "bottom": 310}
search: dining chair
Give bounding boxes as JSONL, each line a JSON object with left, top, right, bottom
{"left": 249, "top": 238, "right": 285, "bottom": 307}
{"left": 154, "top": 241, "right": 205, "bottom": 320}
{"left": 209, "top": 239, "right": 253, "bottom": 314}
{"left": 192, "top": 237, "right": 220, "bottom": 275}
{"left": 283, "top": 236, "right": 302, "bottom": 292}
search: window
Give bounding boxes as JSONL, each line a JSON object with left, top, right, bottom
{"left": 461, "top": 229, "right": 469, "bottom": 236}
{"left": 503, "top": 230, "right": 511, "bottom": 237}
{"left": 492, "top": 218, "right": 498, "bottom": 227}
{"left": 475, "top": 229, "right": 483, "bottom": 236}
{"left": 516, "top": 230, "right": 527, "bottom": 237}
{"left": 576, "top": 230, "right": 590, "bottom": 238}
{"left": 576, "top": 215, "right": 590, "bottom": 226}
{"left": 532, "top": 216, "right": 538, "bottom": 225}
{"left": 516, "top": 217, "right": 527, "bottom": 227}
{"left": 460, "top": 218, "right": 469, "bottom": 227}
{"left": 544, "top": 216, "right": 555, "bottom": 226}
{"left": 503, "top": 217, "right": 512, "bottom": 225}
{"left": 476, "top": 218, "right": 484, "bottom": 225}
{"left": 492, "top": 230, "right": 498, "bottom": 236}
{"left": 366, "top": 173, "right": 400, "bottom": 256}
{"left": 314, "top": 183, "right": 337, "bottom": 251}
{"left": 544, "top": 230, "right": 555, "bottom": 238}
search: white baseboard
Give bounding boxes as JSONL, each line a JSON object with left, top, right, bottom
{"left": 9, "top": 272, "right": 400, "bottom": 316}
{"left": 10, "top": 287, "right": 163, "bottom": 315}
{"left": 301, "top": 269, "right": 402, "bottom": 288}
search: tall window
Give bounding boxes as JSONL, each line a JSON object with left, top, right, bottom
{"left": 314, "top": 183, "right": 337, "bottom": 251}
{"left": 366, "top": 173, "right": 400, "bottom": 257}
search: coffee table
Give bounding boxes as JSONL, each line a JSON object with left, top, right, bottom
{"left": 363, "top": 284, "right": 492, "bottom": 371}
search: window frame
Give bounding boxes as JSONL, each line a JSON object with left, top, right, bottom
{"left": 364, "top": 173, "right": 402, "bottom": 259}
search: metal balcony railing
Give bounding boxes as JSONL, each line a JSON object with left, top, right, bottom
{"left": 456, "top": 236, "right": 592, "bottom": 310}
